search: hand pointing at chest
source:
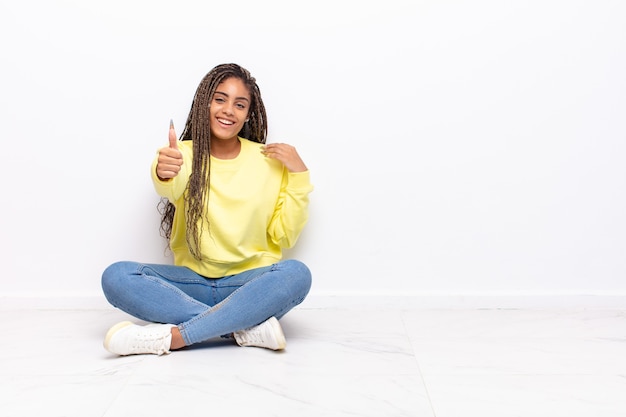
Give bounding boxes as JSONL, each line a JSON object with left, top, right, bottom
{"left": 261, "top": 143, "right": 308, "bottom": 173}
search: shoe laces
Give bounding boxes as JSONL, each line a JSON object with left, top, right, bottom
{"left": 129, "top": 326, "right": 172, "bottom": 355}
{"left": 238, "top": 328, "right": 267, "bottom": 345}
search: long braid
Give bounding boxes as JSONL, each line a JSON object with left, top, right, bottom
{"left": 158, "top": 63, "right": 268, "bottom": 260}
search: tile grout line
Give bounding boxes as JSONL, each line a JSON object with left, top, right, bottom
{"left": 400, "top": 310, "right": 438, "bottom": 417}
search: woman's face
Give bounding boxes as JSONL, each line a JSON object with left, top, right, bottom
{"left": 209, "top": 77, "right": 251, "bottom": 142}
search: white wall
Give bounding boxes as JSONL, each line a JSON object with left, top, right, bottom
{"left": 1, "top": 0, "right": 625, "bottom": 304}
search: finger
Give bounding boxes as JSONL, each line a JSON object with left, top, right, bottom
{"left": 261, "top": 146, "right": 277, "bottom": 158}
{"left": 169, "top": 119, "right": 178, "bottom": 149}
{"left": 159, "top": 151, "right": 183, "bottom": 164}
{"left": 160, "top": 163, "right": 182, "bottom": 174}
{"left": 157, "top": 168, "right": 178, "bottom": 180}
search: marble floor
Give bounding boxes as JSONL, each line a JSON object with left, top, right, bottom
{"left": 1, "top": 304, "right": 625, "bottom": 416}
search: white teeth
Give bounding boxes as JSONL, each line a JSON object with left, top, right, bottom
{"left": 218, "top": 118, "right": 234, "bottom": 125}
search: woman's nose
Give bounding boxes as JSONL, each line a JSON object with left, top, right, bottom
{"left": 222, "top": 103, "right": 234, "bottom": 115}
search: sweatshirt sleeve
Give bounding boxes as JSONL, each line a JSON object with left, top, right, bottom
{"left": 267, "top": 169, "right": 314, "bottom": 249}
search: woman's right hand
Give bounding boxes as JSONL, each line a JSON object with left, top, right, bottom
{"left": 156, "top": 120, "right": 183, "bottom": 180}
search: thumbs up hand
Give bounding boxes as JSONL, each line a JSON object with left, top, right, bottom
{"left": 156, "top": 119, "right": 183, "bottom": 180}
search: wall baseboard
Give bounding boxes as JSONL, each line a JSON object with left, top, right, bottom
{"left": 1, "top": 292, "right": 625, "bottom": 310}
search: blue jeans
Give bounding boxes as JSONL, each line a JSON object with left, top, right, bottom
{"left": 101, "top": 259, "right": 312, "bottom": 346}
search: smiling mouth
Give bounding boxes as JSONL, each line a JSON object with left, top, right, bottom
{"left": 217, "top": 118, "right": 235, "bottom": 126}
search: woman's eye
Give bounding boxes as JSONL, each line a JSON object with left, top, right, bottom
{"left": 236, "top": 103, "right": 246, "bottom": 109}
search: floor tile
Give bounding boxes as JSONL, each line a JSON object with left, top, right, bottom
{"left": 1, "top": 305, "right": 625, "bottom": 417}
{"left": 424, "top": 375, "right": 626, "bottom": 417}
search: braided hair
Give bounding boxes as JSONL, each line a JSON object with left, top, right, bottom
{"left": 158, "top": 63, "right": 268, "bottom": 260}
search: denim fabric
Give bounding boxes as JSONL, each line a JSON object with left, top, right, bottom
{"left": 101, "top": 260, "right": 312, "bottom": 346}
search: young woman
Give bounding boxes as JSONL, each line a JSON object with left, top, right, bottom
{"left": 101, "top": 63, "right": 313, "bottom": 355}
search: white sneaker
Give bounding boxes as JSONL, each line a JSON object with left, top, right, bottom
{"left": 104, "top": 321, "right": 175, "bottom": 356}
{"left": 233, "top": 317, "right": 286, "bottom": 351}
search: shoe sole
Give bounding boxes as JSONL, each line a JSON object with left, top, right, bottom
{"left": 103, "top": 321, "right": 133, "bottom": 352}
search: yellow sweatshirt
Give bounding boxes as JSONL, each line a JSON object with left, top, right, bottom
{"left": 151, "top": 137, "right": 313, "bottom": 278}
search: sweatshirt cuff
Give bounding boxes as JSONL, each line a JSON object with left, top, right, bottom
{"left": 287, "top": 170, "right": 313, "bottom": 191}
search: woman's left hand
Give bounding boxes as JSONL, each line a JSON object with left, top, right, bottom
{"left": 261, "top": 143, "right": 308, "bottom": 172}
